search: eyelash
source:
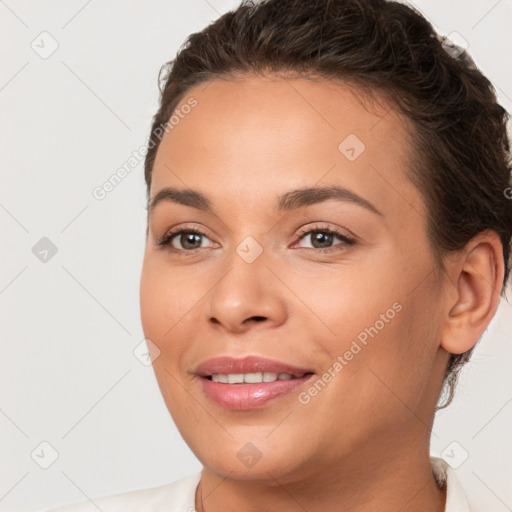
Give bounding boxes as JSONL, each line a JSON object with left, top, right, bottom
{"left": 155, "top": 223, "right": 357, "bottom": 255}
{"left": 296, "top": 224, "right": 357, "bottom": 251}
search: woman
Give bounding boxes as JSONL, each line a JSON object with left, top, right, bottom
{"left": 48, "top": 0, "right": 512, "bottom": 510}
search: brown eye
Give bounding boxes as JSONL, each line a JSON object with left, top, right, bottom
{"left": 155, "top": 227, "right": 215, "bottom": 253}
{"left": 295, "top": 226, "right": 356, "bottom": 251}
{"left": 308, "top": 231, "right": 336, "bottom": 249}
{"left": 173, "top": 231, "right": 204, "bottom": 250}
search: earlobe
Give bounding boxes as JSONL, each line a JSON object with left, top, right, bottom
{"left": 440, "top": 231, "right": 504, "bottom": 355}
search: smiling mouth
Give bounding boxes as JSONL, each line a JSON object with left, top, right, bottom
{"left": 204, "top": 371, "right": 315, "bottom": 384}
{"left": 199, "top": 371, "right": 315, "bottom": 410}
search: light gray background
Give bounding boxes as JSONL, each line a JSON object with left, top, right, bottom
{"left": 1, "top": 1, "right": 511, "bottom": 511}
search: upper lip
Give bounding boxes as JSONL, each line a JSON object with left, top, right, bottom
{"left": 194, "top": 356, "right": 314, "bottom": 377}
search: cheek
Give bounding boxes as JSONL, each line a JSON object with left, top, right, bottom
{"left": 139, "top": 259, "right": 202, "bottom": 416}
{"left": 140, "top": 262, "right": 170, "bottom": 342}
{"left": 338, "top": 282, "right": 442, "bottom": 417}
{"left": 140, "top": 258, "right": 203, "bottom": 338}
{"left": 284, "top": 260, "right": 401, "bottom": 353}
{"left": 139, "top": 259, "right": 199, "bottom": 376}
{"left": 297, "top": 256, "right": 440, "bottom": 402}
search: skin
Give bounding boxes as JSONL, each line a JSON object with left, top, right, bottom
{"left": 139, "top": 74, "right": 504, "bottom": 512}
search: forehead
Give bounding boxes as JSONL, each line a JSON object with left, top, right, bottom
{"left": 150, "top": 74, "right": 426, "bottom": 222}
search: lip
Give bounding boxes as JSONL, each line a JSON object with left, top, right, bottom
{"left": 194, "top": 355, "right": 315, "bottom": 410}
{"left": 194, "top": 355, "right": 313, "bottom": 378}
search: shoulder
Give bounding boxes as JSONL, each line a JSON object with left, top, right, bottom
{"left": 45, "top": 472, "right": 202, "bottom": 512}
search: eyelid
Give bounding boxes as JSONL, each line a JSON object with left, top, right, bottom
{"left": 295, "top": 222, "right": 356, "bottom": 240}
{"left": 292, "top": 223, "right": 357, "bottom": 250}
{"left": 154, "top": 223, "right": 217, "bottom": 250}
{"left": 155, "top": 221, "right": 358, "bottom": 256}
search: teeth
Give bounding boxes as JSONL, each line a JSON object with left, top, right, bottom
{"left": 228, "top": 373, "right": 244, "bottom": 384}
{"left": 211, "top": 372, "right": 305, "bottom": 384}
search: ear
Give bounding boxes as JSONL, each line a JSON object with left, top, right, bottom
{"left": 440, "top": 230, "right": 505, "bottom": 355}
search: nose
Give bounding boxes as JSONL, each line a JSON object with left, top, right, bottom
{"left": 206, "top": 253, "right": 287, "bottom": 334}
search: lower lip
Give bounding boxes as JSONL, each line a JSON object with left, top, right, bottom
{"left": 199, "top": 374, "right": 314, "bottom": 410}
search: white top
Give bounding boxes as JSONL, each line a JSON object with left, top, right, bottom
{"left": 47, "top": 457, "right": 470, "bottom": 512}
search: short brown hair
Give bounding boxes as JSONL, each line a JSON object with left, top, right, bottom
{"left": 144, "top": 0, "right": 512, "bottom": 408}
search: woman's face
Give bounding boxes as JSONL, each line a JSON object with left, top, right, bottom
{"left": 139, "top": 75, "right": 451, "bottom": 480}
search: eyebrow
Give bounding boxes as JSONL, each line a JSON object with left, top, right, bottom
{"left": 148, "top": 185, "right": 383, "bottom": 216}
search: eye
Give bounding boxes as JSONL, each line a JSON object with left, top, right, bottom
{"left": 155, "top": 226, "right": 216, "bottom": 253}
{"left": 154, "top": 223, "right": 357, "bottom": 255}
{"left": 294, "top": 224, "right": 357, "bottom": 252}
